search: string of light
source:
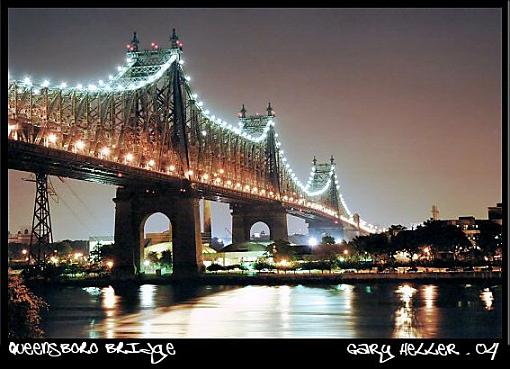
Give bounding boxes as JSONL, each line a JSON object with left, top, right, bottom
{"left": 9, "top": 45, "right": 380, "bottom": 232}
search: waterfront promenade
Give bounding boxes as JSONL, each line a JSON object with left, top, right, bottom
{"left": 22, "top": 270, "right": 502, "bottom": 287}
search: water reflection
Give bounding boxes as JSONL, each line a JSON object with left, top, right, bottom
{"left": 101, "top": 286, "right": 118, "bottom": 311}
{"left": 278, "top": 286, "right": 291, "bottom": 333}
{"left": 82, "top": 287, "right": 101, "bottom": 296}
{"left": 423, "top": 285, "right": 436, "bottom": 310}
{"left": 140, "top": 284, "right": 156, "bottom": 308}
{"left": 393, "top": 284, "right": 418, "bottom": 338}
{"left": 480, "top": 288, "right": 494, "bottom": 311}
{"left": 419, "top": 285, "right": 439, "bottom": 337}
{"left": 100, "top": 286, "right": 119, "bottom": 339}
{"left": 37, "top": 283, "right": 501, "bottom": 339}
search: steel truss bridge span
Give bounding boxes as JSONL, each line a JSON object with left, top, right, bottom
{"left": 7, "top": 30, "right": 378, "bottom": 235}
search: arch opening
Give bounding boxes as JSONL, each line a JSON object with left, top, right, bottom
{"left": 250, "top": 221, "right": 271, "bottom": 242}
{"left": 141, "top": 212, "right": 173, "bottom": 275}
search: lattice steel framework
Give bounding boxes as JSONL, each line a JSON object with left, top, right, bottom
{"left": 7, "top": 29, "right": 379, "bottom": 233}
{"left": 29, "top": 172, "right": 54, "bottom": 264}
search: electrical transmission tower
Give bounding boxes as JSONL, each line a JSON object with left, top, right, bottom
{"left": 24, "top": 172, "right": 55, "bottom": 264}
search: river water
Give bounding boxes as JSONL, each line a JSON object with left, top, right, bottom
{"left": 35, "top": 282, "right": 501, "bottom": 338}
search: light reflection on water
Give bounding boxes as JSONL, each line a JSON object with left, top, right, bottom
{"left": 480, "top": 288, "right": 494, "bottom": 311}
{"left": 393, "top": 284, "right": 418, "bottom": 338}
{"left": 39, "top": 283, "right": 501, "bottom": 339}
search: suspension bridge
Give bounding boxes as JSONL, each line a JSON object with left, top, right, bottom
{"left": 7, "top": 29, "right": 380, "bottom": 277}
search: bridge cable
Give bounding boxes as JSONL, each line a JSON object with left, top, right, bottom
{"left": 50, "top": 183, "right": 104, "bottom": 243}
{"left": 60, "top": 179, "right": 99, "bottom": 221}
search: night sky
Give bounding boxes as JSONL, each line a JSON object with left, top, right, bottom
{"left": 8, "top": 8, "right": 502, "bottom": 241}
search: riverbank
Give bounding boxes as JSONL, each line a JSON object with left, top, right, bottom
{"left": 24, "top": 271, "right": 502, "bottom": 287}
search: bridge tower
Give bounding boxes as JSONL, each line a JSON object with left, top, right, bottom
{"left": 238, "top": 103, "right": 281, "bottom": 195}
{"left": 230, "top": 103, "right": 287, "bottom": 244}
{"left": 305, "top": 156, "right": 344, "bottom": 243}
{"left": 112, "top": 29, "right": 202, "bottom": 278}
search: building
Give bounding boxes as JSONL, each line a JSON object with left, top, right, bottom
{"left": 145, "top": 229, "right": 215, "bottom": 247}
{"left": 8, "top": 228, "right": 33, "bottom": 245}
{"left": 145, "top": 230, "right": 172, "bottom": 246}
{"left": 430, "top": 202, "right": 503, "bottom": 249}
{"left": 488, "top": 202, "right": 502, "bottom": 225}
{"left": 441, "top": 216, "right": 480, "bottom": 247}
{"left": 216, "top": 242, "right": 270, "bottom": 266}
{"left": 251, "top": 230, "right": 270, "bottom": 241}
{"left": 215, "top": 242, "right": 314, "bottom": 267}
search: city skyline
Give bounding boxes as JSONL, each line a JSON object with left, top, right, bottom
{"left": 8, "top": 8, "right": 502, "bottom": 241}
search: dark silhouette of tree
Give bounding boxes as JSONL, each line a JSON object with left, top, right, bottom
{"left": 392, "top": 230, "right": 420, "bottom": 264}
{"left": 146, "top": 251, "right": 160, "bottom": 265}
{"left": 253, "top": 259, "right": 275, "bottom": 271}
{"left": 477, "top": 221, "right": 502, "bottom": 260}
{"left": 159, "top": 250, "right": 173, "bottom": 269}
{"left": 206, "top": 263, "right": 225, "bottom": 273}
{"left": 351, "top": 233, "right": 392, "bottom": 264}
{"left": 53, "top": 240, "right": 72, "bottom": 258}
{"left": 416, "top": 220, "right": 471, "bottom": 262}
{"left": 313, "top": 243, "right": 343, "bottom": 265}
{"left": 90, "top": 243, "right": 115, "bottom": 265}
{"left": 321, "top": 234, "right": 336, "bottom": 245}
{"left": 267, "top": 239, "right": 294, "bottom": 263}
{"left": 8, "top": 274, "right": 48, "bottom": 338}
{"left": 387, "top": 224, "right": 406, "bottom": 241}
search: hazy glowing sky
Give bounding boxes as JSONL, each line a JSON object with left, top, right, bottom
{"left": 8, "top": 8, "right": 502, "bottom": 241}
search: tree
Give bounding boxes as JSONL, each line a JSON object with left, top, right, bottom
{"left": 53, "top": 240, "right": 73, "bottom": 256}
{"left": 313, "top": 244, "right": 343, "bottom": 265}
{"left": 321, "top": 234, "right": 336, "bottom": 245}
{"left": 253, "top": 259, "right": 275, "bottom": 271}
{"left": 8, "top": 274, "right": 48, "bottom": 338}
{"left": 351, "top": 233, "right": 392, "bottom": 264}
{"left": 146, "top": 251, "right": 160, "bottom": 265}
{"left": 206, "top": 263, "right": 225, "bottom": 273}
{"left": 267, "top": 239, "right": 295, "bottom": 263}
{"left": 89, "top": 243, "right": 115, "bottom": 265}
{"left": 392, "top": 230, "right": 420, "bottom": 264}
{"left": 417, "top": 221, "right": 471, "bottom": 262}
{"left": 159, "top": 250, "right": 173, "bottom": 270}
{"left": 477, "top": 221, "right": 502, "bottom": 260}
{"left": 387, "top": 225, "right": 406, "bottom": 242}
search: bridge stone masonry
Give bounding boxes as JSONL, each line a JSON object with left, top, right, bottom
{"left": 113, "top": 185, "right": 203, "bottom": 278}
{"left": 7, "top": 29, "right": 382, "bottom": 278}
{"left": 231, "top": 203, "right": 288, "bottom": 244}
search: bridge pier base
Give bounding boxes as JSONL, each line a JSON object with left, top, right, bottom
{"left": 112, "top": 187, "right": 203, "bottom": 279}
{"left": 342, "top": 224, "right": 362, "bottom": 242}
{"left": 230, "top": 203, "right": 288, "bottom": 243}
{"left": 306, "top": 219, "right": 344, "bottom": 243}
